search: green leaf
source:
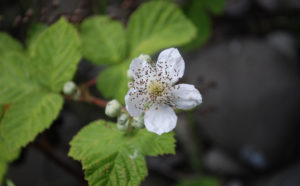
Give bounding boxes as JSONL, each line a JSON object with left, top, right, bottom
{"left": 29, "top": 17, "right": 81, "bottom": 92}
{"left": 203, "top": 0, "right": 226, "bottom": 15}
{"left": 0, "top": 92, "right": 63, "bottom": 151}
{"left": 69, "top": 120, "right": 175, "bottom": 186}
{"left": 97, "top": 62, "right": 129, "bottom": 104}
{"left": 183, "top": 1, "right": 212, "bottom": 50}
{"left": 127, "top": 1, "right": 197, "bottom": 57}
{"left": 0, "top": 52, "right": 40, "bottom": 104}
{"left": 0, "top": 32, "right": 23, "bottom": 57}
{"left": 80, "top": 16, "right": 127, "bottom": 65}
{"left": 176, "top": 176, "right": 220, "bottom": 186}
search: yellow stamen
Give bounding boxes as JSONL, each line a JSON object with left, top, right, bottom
{"left": 148, "top": 81, "right": 164, "bottom": 96}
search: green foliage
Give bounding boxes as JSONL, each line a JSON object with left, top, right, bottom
{"left": 80, "top": 1, "right": 196, "bottom": 103}
{"left": 176, "top": 176, "right": 220, "bottom": 186}
{"left": 183, "top": 0, "right": 226, "bottom": 50}
{"left": 0, "top": 17, "right": 81, "bottom": 182}
{"left": 0, "top": 93, "right": 63, "bottom": 150}
{"left": 69, "top": 120, "right": 175, "bottom": 186}
{"left": 80, "top": 16, "right": 127, "bottom": 65}
{"left": 29, "top": 18, "right": 81, "bottom": 92}
{"left": 27, "top": 23, "right": 47, "bottom": 47}
{"left": 127, "top": 1, "right": 196, "bottom": 58}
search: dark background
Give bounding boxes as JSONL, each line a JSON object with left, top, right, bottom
{"left": 1, "top": 0, "right": 300, "bottom": 185}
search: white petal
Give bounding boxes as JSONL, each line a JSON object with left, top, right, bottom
{"left": 144, "top": 104, "right": 177, "bottom": 135}
{"left": 125, "top": 88, "right": 148, "bottom": 117}
{"left": 156, "top": 48, "right": 185, "bottom": 84}
{"left": 171, "top": 84, "right": 202, "bottom": 110}
{"left": 130, "top": 57, "right": 152, "bottom": 81}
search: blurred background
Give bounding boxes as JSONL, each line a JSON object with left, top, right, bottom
{"left": 1, "top": 0, "right": 300, "bottom": 185}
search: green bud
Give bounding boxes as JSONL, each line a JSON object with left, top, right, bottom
{"left": 63, "top": 81, "right": 77, "bottom": 95}
{"left": 131, "top": 116, "right": 144, "bottom": 128}
{"left": 138, "top": 54, "right": 151, "bottom": 63}
{"left": 105, "top": 100, "right": 122, "bottom": 118}
{"left": 117, "top": 113, "right": 129, "bottom": 131}
{"left": 127, "top": 69, "right": 134, "bottom": 81}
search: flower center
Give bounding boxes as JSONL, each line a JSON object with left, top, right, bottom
{"left": 148, "top": 81, "right": 164, "bottom": 96}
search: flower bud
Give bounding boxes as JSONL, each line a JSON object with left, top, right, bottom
{"left": 105, "top": 99, "right": 122, "bottom": 118}
{"left": 138, "top": 54, "right": 151, "bottom": 63}
{"left": 117, "top": 113, "right": 129, "bottom": 131}
{"left": 127, "top": 69, "right": 134, "bottom": 81}
{"left": 63, "top": 81, "right": 77, "bottom": 95}
{"left": 131, "top": 116, "right": 144, "bottom": 128}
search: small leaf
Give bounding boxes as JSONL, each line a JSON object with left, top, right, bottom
{"left": 203, "top": 0, "right": 226, "bottom": 15}
{"left": 29, "top": 17, "right": 81, "bottom": 92}
{"left": 96, "top": 62, "right": 129, "bottom": 104}
{"left": 0, "top": 52, "right": 40, "bottom": 104}
{"left": 127, "top": 1, "right": 196, "bottom": 57}
{"left": 80, "top": 16, "right": 127, "bottom": 65}
{"left": 0, "top": 32, "right": 23, "bottom": 57}
{"left": 0, "top": 92, "right": 63, "bottom": 151}
{"left": 69, "top": 120, "right": 175, "bottom": 186}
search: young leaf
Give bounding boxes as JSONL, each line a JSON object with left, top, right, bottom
{"left": 127, "top": 1, "right": 197, "bottom": 58}
{"left": 80, "top": 16, "right": 127, "bottom": 65}
{"left": 176, "top": 176, "right": 220, "bottom": 186}
{"left": 69, "top": 120, "right": 175, "bottom": 186}
{"left": 0, "top": 52, "right": 40, "bottom": 104}
{"left": 96, "top": 62, "right": 129, "bottom": 104}
{"left": 0, "top": 92, "right": 63, "bottom": 151}
{"left": 27, "top": 23, "right": 47, "bottom": 47}
{"left": 0, "top": 32, "right": 23, "bottom": 57}
{"left": 29, "top": 17, "right": 81, "bottom": 92}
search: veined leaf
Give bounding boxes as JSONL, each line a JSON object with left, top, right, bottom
{"left": 27, "top": 23, "right": 47, "bottom": 47}
{"left": 69, "top": 120, "right": 175, "bottom": 186}
{"left": 80, "top": 16, "right": 127, "bottom": 65}
{"left": 127, "top": 1, "right": 197, "bottom": 58}
{"left": 97, "top": 62, "right": 129, "bottom": 104}
{"left": 0, "top": 92, "right": 63, "bottom": 151}
{"left": 29, "top": 17, "right": 81, "bottom": 92}
{"left": 0, "top": 32, "right": 23, "bottom": 57}
{"left": 0, "top": 52, "right": 40, "bottom": 104}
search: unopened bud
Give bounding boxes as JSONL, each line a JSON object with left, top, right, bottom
{"left": 63, "top": 81, "right": 77, "bottom": 95}
{"left": 127, "top": 69, "right": 134, "bottom": 81}
{"left": 131, "top": 116, "right": 144, "bottom": 128}
{"left": 117, "top": 113, "right": 129, "bottom": 131}
{"left": 138, "top": 54, "right": 151, "bottom": 63}
{"left": 105, "top": 99, "right": 122, "bottom": 118}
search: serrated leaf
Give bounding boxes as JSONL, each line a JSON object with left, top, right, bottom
{"left": 69, "top": 120, "right": 175, "bottom": 186}
{"left": 203, "top": 0, "right": 226, "bottom": 15}
{"left": 29, "top": 17, "right": 81, "bottom": 92}
{"left": 183, "top": 0, "right": 212, "bottom": 50}
{"left": 127, "top": 1, "right": 196, "bottom": 57}
{"left": 0, "top": 52, "right": 40, "bottom": 104}
{"left": 0, "top": 92, "right": 63, "bottom": 151}
{"left": 0, "top": 32, "right": 23, "bottom": 57}
{"left": 81, "top": 16, "right": 127, "bottom": 65}
{"left": 96, "top": 62, "right": 129, "bottom": 104}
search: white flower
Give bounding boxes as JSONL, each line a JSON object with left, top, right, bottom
{"left": 125, "top": 48, "right": 202, "bottom": 135}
